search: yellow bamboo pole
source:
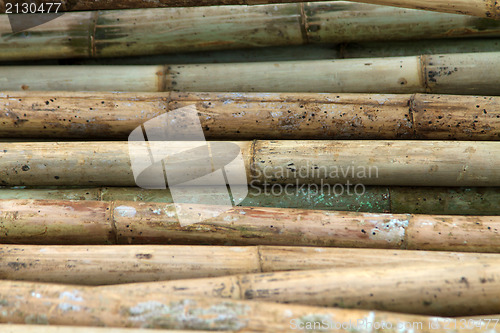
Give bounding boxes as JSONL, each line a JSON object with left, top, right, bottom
{"left": 0, "top": 141, "right": 498, "bottom": 187}
{"left": 0, "top": 92, "right": 498, "bottom": 140}
{"left": 0, "top": 325, "right": 205, "bottom": 333}
{"left": 2, "top": 245, "right": 499, "bottom": 285}
{"left": 1, "top": 200, "right": 500, "bottom": 252}
{"left": 100, "top": 261, "right": 500, "bottom": 316}
{"left": 0, "top": 280, "right": 491, "bottom": 332}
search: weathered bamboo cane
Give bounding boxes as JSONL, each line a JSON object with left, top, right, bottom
{"left": 0, "top": 187, "right": 102, "bottom": 200}
{"left": 3, "top": 52, "right": 500, "bottom": 94}
{"left": 2, "top": 2, "right": 500, "bottom": 61}
{"left": 100, "top": 261, "right": 500, "bottom": 316}
{"left": 101, "top": 187, "right": 500, "bottom": 215}
{"left": 2, "top": 245, "right": 500, "bottom": 285}
{"left": 1, "top": 200, "right": 500, "bottom": 252}
{"left": 354, "top": 0, "right": 500, "bottom": 19}
{"left": 341, "top": 38, "right": 500, "bottom": 59}
{"left": 1, "top": 92, "right": 499, "bottom": 140}
{"left": 53, "top": 39, "right": 500, "bottom": 66}
{"left": 0, "top": 141, "right": 498, "bottom": 187}
{"left": 0, "top": 186, "right": 498, "bottom": 215}
{"left": 66, "top": 44, "right": 340, "bottom": 65}
{"left": 0, "top": 280, "right": 478, "bottom": 332}
{"left": 0, "top": 325, "right": 203, "bottom": 333}
{"left": 1, "top": 0, "right": 499, "bottom": 19}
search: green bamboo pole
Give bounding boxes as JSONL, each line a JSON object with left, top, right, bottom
{"left": 1, "top": 0, "right": 498, "bottom": 19}
{"left": 2, "top": 245, "right": 500, "bottom": 285}
{"left": 1, "top": 199, "right": 500, "bottom": 252}
{"left": 341, "top": 38, "right": 500, "bottom": 59}
{"left": 0, "top": 141, "right": 498, "bottom": 187}
{"left": 3, "top": 52, "right": 500, "bottom": 94}
{"left": 36, "top": 39, "right": 500, "bottom": 66}
{"left": 2, "top": 2, "right": 500, "bottom": 61}
{"left": 0, "top": 186, "right": 498, "bottom": 215}
{"left": 1, "top": 92, "right": 499, "bottom": 140}
{"left": 0, "top": 280, "right": 481, "bottom": 333}
{"left": 62, "top": 45, "right": 340, "bottom": 65}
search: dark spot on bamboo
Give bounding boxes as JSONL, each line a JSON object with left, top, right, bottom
{"left": 8, "top": 262, "right": 27, "bottom": 270}
{"left": 460, "top": 277, "right": 470, "bottom": 288}
{"left": 244, "top": 289, "right": 254, "bottom": 299}
{"left": 135, "top": 253, "right": 152, "bottom": 259}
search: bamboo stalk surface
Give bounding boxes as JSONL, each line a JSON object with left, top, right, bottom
{"left": 0, "top": 325, "right": 202, "bottom": 333}
{"left": 9, "top": 38, "right": 500, "bottom": 66}
{"left": 0, "top": 280, "right": 481, "bottom": 332}
{"left": 2, "top": 2, "right": 500, "bottom": 61}
{"left": 0, "top": 0, "right": 498, "bottom": 19}
{"left": 0, "top": 92, "right": 498, "bottom": 140}
{"left": 0, "top": 186, "right": 498, "bottom": 215}
{"left": 2, "top": 52, "right": 500, "bottom": 94}
{"left": 0, "top": 141, "right": 497, "bottom": 187}
{"left": 2, "top": 245, "right": 500, "bottom": 285}
{"left": 100, "top": 261, "right": 500, "bottom": 316}
{"left": 1, "top": 200, "right": 500, "bottom": 252}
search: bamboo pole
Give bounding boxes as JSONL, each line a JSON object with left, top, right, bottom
{"left": 0, "top": 280, "right": 479, "bottom": 332}
{"left": 1, "top": 0, "right": 499, "bottom": 20}
{"left": 0, "top": 187, "right": 102, "bottom": 200}
{"left": 66, "top": 44, "right": 340, "bottom": 65}
{"left": 101, "top": 261, "right": 500, "bottom": 317}
{"left": 1, "top": 199, "right": 500, "bottom": 252}
{"left": 0, "top": 186, "right": 498, "bottom": 215}
{"left": 102, "top": 186, "right": 500, "bottom": 215}
{"left": 0, "top": 141, "right": 498, "bottom": 187}
{"left": 1, "top": 92, "right": 499, "bottom": 140}
{"left": 341, "top": 38, "right": 500, "bottom": 59}
{"left": 3, "top": 52, "right": 500, "bottom": 94}
{"left": 2, "top": 245, "right": 500, "bottom": 285}
{"left": 36, "top": 39, "right": 500, "bottom": 66}
{"left": 353, "top": 0, "right": 500, "bottom": 20}
{"left": 2, "top": 2, "right": 500, "bottom": 61}
{"left": 0, "top": 325, "right": 204, "bottom": 333}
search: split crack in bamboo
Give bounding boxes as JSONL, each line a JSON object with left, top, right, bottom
{"left": 299, "top": 3, "right": 310, "bottom": 44}
{"left": 109, "top": 201, "right": 118, "bottom": 244}
{"left": 89, "top": 11, "right": 99, "bottom": 58}
{"left": 407, "top": 93, "right": 417, "bottom": 137}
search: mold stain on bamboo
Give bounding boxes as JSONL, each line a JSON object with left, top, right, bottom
{"left": 127, "top": 299, "right": 249, "bottom": 330}
{"left": 115, "top": 205, "right": 137, "bottom": 217}
{"left": 368, "top": 217, "right": 410, "bottom": 244}
{"left": 58, "top": 290, "right": 84, "bottom": 312}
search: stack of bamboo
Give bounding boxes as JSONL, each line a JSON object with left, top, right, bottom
{"left": 1, "top": 0, "right": 500, "bottom": 332}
